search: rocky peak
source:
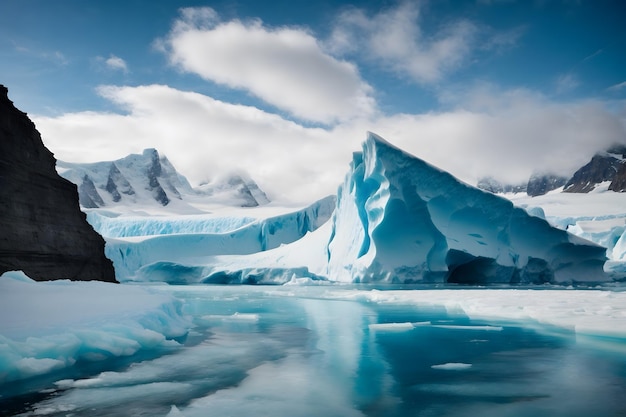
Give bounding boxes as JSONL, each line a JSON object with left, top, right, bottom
{"left": 477, "top": 177, "right": 526, "bottom": 194}
{"left": 143, "top": 149, "right": 169, "bottom": 206}
{"left": 563, "top": 153, "right": 623, "bottom": 193}
{"left": 526, "top": 173, "right": 567, "bottom": 197}
{"left": 608, "top": 162, "right": 626, "bottom": 192}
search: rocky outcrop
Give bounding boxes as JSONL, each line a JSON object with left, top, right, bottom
{"left": 196, "top": 172, "right": 270, "bottom": 207}
{"left": 563, "top": 154, "right": 623, "bottom": 193}
{"left": 609, "top": 163, "right": 626, "bottom": 192}
{"left": 476, "top": 177, "right": 526, "bottom": 194}
{"left": 526, "top": 173, "right": 567, "bottom": 197}
{"left": 0, "top": 85, "right": 116, "bottom": 282}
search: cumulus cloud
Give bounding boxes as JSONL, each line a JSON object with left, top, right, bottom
{"left": 368, "top": 83, "right": 626, "bottom": 184}
{"left": 34, "top": 84, "right": 626, "bottom": 203}
{"left": 95, "top": 54, "right": 129, "bottom": 73}
{"left": 158, "top": 7, "right": 375, "bottom": 124}
{"left": 327, "top": 1, "right": 477, "bottom": 84}
{"left": 105, "top": 55, "right": 128, "bottom": 72}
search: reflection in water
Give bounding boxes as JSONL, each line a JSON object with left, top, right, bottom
{"left": 5, "top": 286, "right": 626, "bottom": 417}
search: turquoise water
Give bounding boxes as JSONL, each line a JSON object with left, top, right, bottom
{"left": 3, "top": 286, "right": 626, "bottom": 417}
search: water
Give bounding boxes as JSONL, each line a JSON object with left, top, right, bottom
{"left": 3, "top": 285, "right": 626, "bottom": 417}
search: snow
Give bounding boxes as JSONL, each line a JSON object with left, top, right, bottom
{"left": 0, "top": 271, "right": 191, "bottom": 383}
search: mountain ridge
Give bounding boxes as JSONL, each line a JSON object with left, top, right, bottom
{"left": 478, "top": 144, "right": 626, "bottom": 196}
{"left": 58, "top": 149, "right": 270, "bottom": 209}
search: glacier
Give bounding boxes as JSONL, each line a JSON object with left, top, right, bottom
{"left": 91, "top": 132, "right": 612, "bottom": 285}
{"left": 105, "top": 196, "right": 336, "bottom": 283}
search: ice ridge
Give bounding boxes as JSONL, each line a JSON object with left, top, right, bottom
{"left": 107, "top": 195, "right": 336, "bottom": 282}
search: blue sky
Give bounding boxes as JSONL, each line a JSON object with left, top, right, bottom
{"left": 1, "top": 0, "right": 625, "bottom": 202}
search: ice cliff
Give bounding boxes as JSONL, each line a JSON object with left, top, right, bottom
{"left": 106, "top": 196, "right": 336, "bottom": 282}
{"left": 325, "top": 133, "right": 607, "bottom": 284}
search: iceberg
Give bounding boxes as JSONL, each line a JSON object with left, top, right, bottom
{"left": 325, "top": 133, "right": 607, "bottom": 284}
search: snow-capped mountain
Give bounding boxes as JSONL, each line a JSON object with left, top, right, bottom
{"left": 478, "top": 145, "right": 626, "bottom": 196}
{"left": 525, "top": 173, "right": 568, "bottom": 196}
{"left": 476, "top": 177, "right": 527, "bottom": 194}
{"left": 57, "top": 149, "right": 270, "bottom": 209}
{"left": 196, "top": 171, "right": 270, "bottom": 208}
{"left": 564, "top": 147, "right": 626, "bottom": 193}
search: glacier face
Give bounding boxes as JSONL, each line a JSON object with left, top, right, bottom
{"left": 326, "top": 133, "right": 607, "bottom": 284}
{"left": 106, "top": 196, "right": 336, "bottom": 283}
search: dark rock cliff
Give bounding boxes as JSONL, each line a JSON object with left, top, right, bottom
{"left": 0, "top": 85, "right": 116, "bottom": 282}
{"left": 563, "top": 154, "right": 622, "bottom": 193}
{"left": 609, "top": 163, "right": 626, "bottom": 192}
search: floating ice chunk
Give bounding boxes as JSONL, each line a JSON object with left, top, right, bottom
{"left": 0, "top": 270, "right": 34, "bottom": 283}
{"left": 431, "top": 325, "right": 503, "bottom": 331}
{"left": 431, "top": 363, "right": 473, "bottom": 370}
{"left": 368, "top": 322, "right": 418, "bottom": 332}
{"left": 201, "top": 313, "right": 260, "bottom": 322}
{"left": 0, "top": 272, "right": 191, "bottom": 383}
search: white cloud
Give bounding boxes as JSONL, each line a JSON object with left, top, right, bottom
{"left": 327, "top": 2, "right": 477, "bottom": 84}
{"left": 104, "top": 55, "right": 128, "bottom": 72}
{"left": 93, "top": 55, "right": 129, "bottom": 73}
{"left": 159, "top": 7, "right": 375, "bottom": 124}
{"left": 371, "top": 83, "right": 626, "bottom": 184}
{"left": 34, "top": 84, "right": 626, "bottom": 204}
{"left": 12, "top": 42, "right": 68, "bottom": 66}
{"left": 608, "top": 81, "right": 626, "bottom": 93}
{"left": 554, "top": 72, "right": 579, "bottom": 94}
{"left": 34, "top": 84, "right": 354, "bottom": 203}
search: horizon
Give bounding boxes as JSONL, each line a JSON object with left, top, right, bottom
{"left": 1, "top": 0, "right": 625, "bottom": 203}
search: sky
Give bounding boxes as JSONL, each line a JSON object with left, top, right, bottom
{"left": 1, "top": 0, "right": 625, "bottom": 203}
